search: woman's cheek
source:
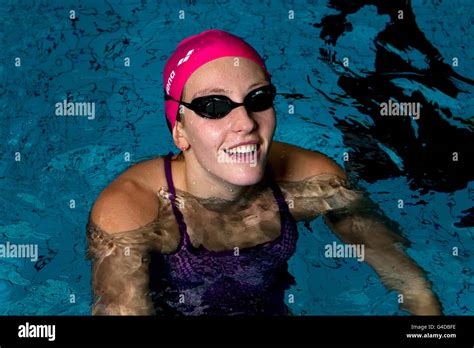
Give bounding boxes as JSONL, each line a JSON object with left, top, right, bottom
{"left": 259, "top": 113, "right": 276, "bottom": 138}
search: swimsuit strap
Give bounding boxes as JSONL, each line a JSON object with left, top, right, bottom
{"left": 164, "top": 152, "right": 191, "bottom": 248}
{"left": 265, "top": 163, "right": 291, "bottom": 214}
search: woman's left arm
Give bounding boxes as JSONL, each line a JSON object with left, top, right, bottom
{"left": 277, "top": 146, "right": 442, "bottom": 315}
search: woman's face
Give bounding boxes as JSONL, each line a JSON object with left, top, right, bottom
{"left": 176, "top": 57, "right": 276, "bottom": 187}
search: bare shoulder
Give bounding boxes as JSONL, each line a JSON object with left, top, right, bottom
{"left": 268, "top": 141, "right": 346, "bottom": 182}
{"left": 89, "top": 156, "right": 167, "bottom": 234}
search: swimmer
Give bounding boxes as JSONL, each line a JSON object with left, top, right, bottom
{"left": 86, "top": 30, "right": 441, "bottom": 316}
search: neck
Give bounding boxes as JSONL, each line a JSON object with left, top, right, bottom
{"left": 178, "top": 152, "right": 266, "bottom": 203}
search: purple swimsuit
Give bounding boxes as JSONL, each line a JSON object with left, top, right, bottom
{"left": 149, "top": 152, "right": 299, "bottom": 316}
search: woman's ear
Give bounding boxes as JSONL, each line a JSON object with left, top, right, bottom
{"left": 172, "top": 86, "right": 189, "bottom": 151}
{"left": 172, "top": 117, "right": 189, "bottom": 151}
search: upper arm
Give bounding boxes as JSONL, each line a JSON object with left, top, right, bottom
{"left": 271, "top": 145, "right": 422, "bottom": 294}
{"left": 87, "top": 179, "right": 160, "bottom": 315}
{"left": 269, "top": 141, "right": 354, "bottom": 221}
{"left": 90, "top": 178, "right": 160, "bottom": 234}
{"left": 304, "top": 150, "right": 347, "bottom": 180}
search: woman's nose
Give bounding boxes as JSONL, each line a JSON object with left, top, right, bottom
{"left": 228, "top": 105, "right": 258, "bottom": 133}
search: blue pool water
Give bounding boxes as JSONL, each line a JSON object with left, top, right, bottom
{"left": 0, "top": 0, "right": 472, "bottom": 315}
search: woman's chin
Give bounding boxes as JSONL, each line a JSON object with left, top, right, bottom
{"left": 222, "top": 165, "right": 265, "bottom": 186}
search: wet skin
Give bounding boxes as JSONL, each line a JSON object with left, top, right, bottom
{"left": 87, "top": 141, "right": 441, "bottom": 316}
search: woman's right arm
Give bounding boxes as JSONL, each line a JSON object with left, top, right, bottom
{"left": 86, "top": 179, "right": 163, "bottom": 315}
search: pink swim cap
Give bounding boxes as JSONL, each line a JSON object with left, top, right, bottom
{"left": 163, "top": 29, "right": 272, "bottom": 130}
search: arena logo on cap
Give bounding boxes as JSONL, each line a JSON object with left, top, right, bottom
{"left": 166, "top": 70, "right": 175, "bottom": 94}
{"left": 177, "top": 49, "right": 194, "bottom": 66}
{"left": 166, "top": 49, "right": 195, "bottom": 95}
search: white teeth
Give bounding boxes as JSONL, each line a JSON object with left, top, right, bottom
{"left": 225, "top": 144, "right": 257, "bottom": 154}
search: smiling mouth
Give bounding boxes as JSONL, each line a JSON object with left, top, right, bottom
{"left": 223, "top": 144, "right": 260, "bottom": 155}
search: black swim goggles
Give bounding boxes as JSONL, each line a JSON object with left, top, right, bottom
{"left": 164, "top": 84, "right": 277, "bottom": 119}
